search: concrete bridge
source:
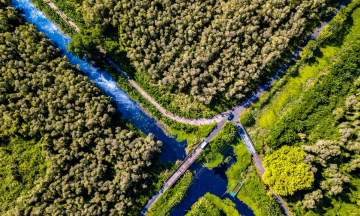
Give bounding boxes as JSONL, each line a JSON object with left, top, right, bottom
{"left": 139, "top": 139, "right": 208, "bottom": 215}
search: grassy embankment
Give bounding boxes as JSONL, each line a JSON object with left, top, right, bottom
{"left": 28, "top": 0, "right": 216, "bottom": 149}
{"left": 185, "top": 193, "right": 241, "bottom": 216}
{"left": 197, "top": 129, "right": 282, "bottom": 215}
{"left": 147, "top": 171, "right": 193, "bottom": 216}
{"left": 239, "top": 1, "right": 360, "bottom": 215}
{"left": 225, "top": 137, "right": 283, "bottom": 216}
{"left": 197, "top": 122, "right": 237, "bottom": 166}
{"left": 240, "top": 0, "right": 360, "bottom": 152}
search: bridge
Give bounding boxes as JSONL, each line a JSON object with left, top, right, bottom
{"left": 164, "top": 141, "right": 206, "bottom": 188}
{"left": 236, "top": 124, "right": 265, "bottom": 175}
{"left": 236, "top": 124, "right": 290, "bottom": 216}
{"left": 139, "top": 139, "right": 209, "bottom": 215}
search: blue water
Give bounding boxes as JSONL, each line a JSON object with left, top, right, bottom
{"left": 11, "top": 0, "right": 254, "bottom": 215}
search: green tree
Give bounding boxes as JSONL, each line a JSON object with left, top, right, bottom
{"left": 300, "top": 40, "right": 318, "bottom": 60}
{"left": 263, "top": 146, "right": 314, "bottom": 196}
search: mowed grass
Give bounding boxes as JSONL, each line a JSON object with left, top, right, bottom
{"left": 242, "top": 6, "right": 360, "bottom": 149}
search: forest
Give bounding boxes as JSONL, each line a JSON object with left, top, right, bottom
{"left": 40, "top": 0, "right": 343, "bottom": 117}
{"left": 3, "top": 0, "right": 360, "bottom": 214}
{"left": 0, "top": 3, "right": 164, "bottom": 215}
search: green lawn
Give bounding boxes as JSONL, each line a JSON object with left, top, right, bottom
{"left": 147, "top": 171, "right": 193, "bottom": 216}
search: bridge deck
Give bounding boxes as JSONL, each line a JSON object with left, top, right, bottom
{"left": 237, "top": 124, "right": 265, "bottom": 175}
{"left": 164, "top": 142, "right": 204, "bottom": 188}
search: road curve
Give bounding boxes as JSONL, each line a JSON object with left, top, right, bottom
{"left": 40, "top": 0, "right": 351, "bottom": 126}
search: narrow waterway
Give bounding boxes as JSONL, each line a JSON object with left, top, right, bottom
{"left": 12, "top": 0, "right": 254, "bottom": 215}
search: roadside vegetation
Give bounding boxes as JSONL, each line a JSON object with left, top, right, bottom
{"left": 0, "top": 3, "right": 170, "bottom": 215}
{"left": 186, "top": 193, "right": 241, "bottom": 216}
{"left": 198, "top": 122, "right": 237, "bottom": 164}
{"left": 147, "top": 171, "right": 192, "bottom": 216}
{"left": 263, "top": 146, "right": 314, "bottom": 196}
{"left": 202, "top": 133, "right": 282, "bottom": 216}
{"left": 225, "top": 139, "right": 252, "bottom": 188}
{"left": 236, "top": 169, "right": 283, "bottom": 216}
{"left": 240, "top": 1, "right": 360, "bottom": 214}
{"left": 222, "top": 137, "right": 283, "bottom": 216}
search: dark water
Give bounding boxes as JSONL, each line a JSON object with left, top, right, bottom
{"left": 11, "top": 0, "right": 254, "bottom": 214}
{"left": 170, "top": 148, "right": 255, "bottom": 216}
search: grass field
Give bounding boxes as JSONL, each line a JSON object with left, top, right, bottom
{"left": 241, "top": 3, "right": 360, "bottom": 152}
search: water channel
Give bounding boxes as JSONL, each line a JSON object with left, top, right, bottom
{"left": 11, "top": 0, "right": 254, "bottom": 215}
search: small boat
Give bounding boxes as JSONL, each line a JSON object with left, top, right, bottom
{"left": 229, "top": 181, "right": 243, "bottom": 197}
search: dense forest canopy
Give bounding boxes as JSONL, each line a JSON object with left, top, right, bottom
{"left": 72, "top": 0, "right": 337, "bottom": 105}
{"left": 0, "top": 4, "right": 162, "bottom": 215}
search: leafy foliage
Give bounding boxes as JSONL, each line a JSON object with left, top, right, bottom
{"left": 40, "top": 0, "right": 339, "bottom": 118}
{"left": 0, "top": 5, "right": 162, "bottom": 215}
{"left": 186, "top": 193, "right": 240, "bottom": 216}
{"left": 198, "top": 122, "right": 237, "bottom": 163}
{"left": 0, "top": 137, "right": 47, "bottom": 211}
{"left": 263, "top": 146, "right": 314, "bottom": 196}
{"left": 242, "top": 3, "right": 360, "bottom": 214}
{"left": 147, "top": 171, "right": 192, "bottom": 216}
{"left": 236, "top": 169, "right": 283, "bottom": 216}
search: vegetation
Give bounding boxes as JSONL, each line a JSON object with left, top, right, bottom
{"left": 147, "top": 171, "right": 192, "bottom": 216}
{"left": 30, "top": 0, "right": 76, "bottom": 34}
{"left": 240, "top": 2, "right": 360, "bottom": 214}
{"left": 226, "top": 139, "right": 252, "bottom": 187}
{"left": 263, "top": 146, "right": 314, "bottom": 196}
{"left": 236, "top": 169, "right": 283, "bottom": 216}
{"left": 198, "top": 122, "right": 237, "bottom": 163}
{"left": 0, "top": 4, "right": 166, "bottom": 215}
{"left": 186, "top": 193, "right": 240, "bottom": 216}
{"left": 220, "top": 137, "right": 282, "bottom": 216}
{"left": 0, "top": 137, "right": 47, "bottom": 211}
{"left": 42, "top": 0, "right": 342, "bottom": 118}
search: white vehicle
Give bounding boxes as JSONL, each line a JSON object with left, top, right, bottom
{"left": 200, "top": 141, "right": 209, "bottom": 149}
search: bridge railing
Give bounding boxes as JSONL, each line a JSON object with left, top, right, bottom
{"left": 164, "top": 140, "right": 205, "bottom": 186}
